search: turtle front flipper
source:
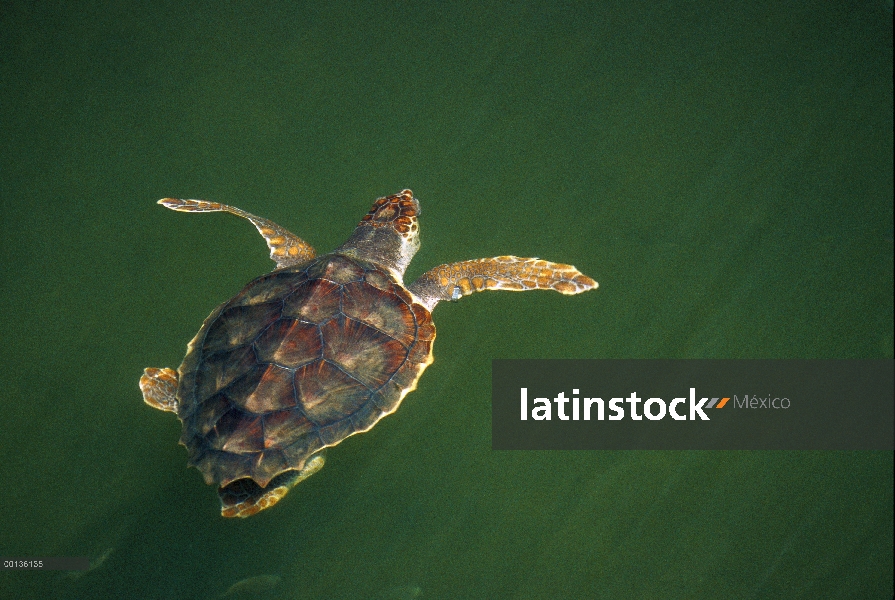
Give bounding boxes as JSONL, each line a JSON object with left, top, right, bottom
{"left": 158, "top": 198, "right": 316, "bottom": 269}
{"left": 140, "top": 367, "right": 179, "bottom": 413}
{"left": 408, "top": 256, "right": 597, "bottom": 311}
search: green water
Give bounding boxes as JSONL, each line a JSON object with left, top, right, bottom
{"left": 1, "top": 2, "right": 891, "bottom": 599}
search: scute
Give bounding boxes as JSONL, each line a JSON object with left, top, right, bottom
{"left": 294, "top": 359, "right": 372, "bottom": 424}
{"left": 207, "top": 408, "right": 262, "bottom": 453}
{"left": 193, "top": 449, "right": 253, "bottom": 488}
{"left": 304, "top": 254, "right": 365, "bottom": 284}
{"left": 232, "top": 270, "right": 308, "bottom": 306}
{"left": 175, "top": 253, "right": 435, "bottom": 502}
{"left": 191, "top": 393, "right": 231, "bottom": 437}
{"left": 363, "top": 269, "right": 393, "bottom": 292}
{"left": 321, "top": 316, "right": 408, "bottom": 389}
{"left": 254, "top": 318, "right": 322, "bottom": 369}
{"left": 283, "top": 279, "right": 342, "bottom": 324}
{"left": 249, "top": 448, "right": 292, "bottom": 487}
{"left": 341, "top": 281, "right": 416, "bottom": 346}
{"left": 195, "top": 345, "right": 257, "bottom": 402}
{"left": 226, "top": 363, "right": 296, "bottom": 413}
{"left": 260, "top": 408, "right": 317, "bottom": 449}
{"left": 202, "top": 303, "right": 282, "bottom": 354}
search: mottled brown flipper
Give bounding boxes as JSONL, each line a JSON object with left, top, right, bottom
{"left": 159, "top": 198, "right": 316, "bottom": 269}
{"left": 220, "top": 453, "right": 325, "bottom": 518}
{"left": 409, "top": 256, "right": 597, "bottom": 311}
{"left": 140, "top": 367, "right": 179, "bottom": 413}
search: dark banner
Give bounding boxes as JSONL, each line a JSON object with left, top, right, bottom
{"left": 492, "top": 360, "right": 894, "bottom": 450}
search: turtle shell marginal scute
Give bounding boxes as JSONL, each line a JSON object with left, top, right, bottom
{"left": 175, "top": 253, "right": 435, "bottom": 494}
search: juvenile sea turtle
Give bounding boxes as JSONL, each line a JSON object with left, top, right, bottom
{"left": 141, "top": 190, "right": 597, "bottom": 517}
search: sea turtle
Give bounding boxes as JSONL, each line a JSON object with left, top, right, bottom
{"left": 141, "top": 190, "right": 597, "bottom": 517}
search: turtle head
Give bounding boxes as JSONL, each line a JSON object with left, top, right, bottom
{"left": 334, "top": 190, "right": 420, "bottom": 281}
{"left": 217, "top": 452, "right": 325, "bottom": 518}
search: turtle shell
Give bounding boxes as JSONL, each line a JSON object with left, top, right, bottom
{"left": 174, "top": 253, "right": 435, "bottom": 507}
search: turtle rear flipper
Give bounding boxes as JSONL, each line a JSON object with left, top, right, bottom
{"left": 159, "top": 198, "right": 316, "bottom": 269}
{"left": 140, "top": 367, "right": 179, "bottom": 413}
{"left": 409, "top": 256, "right": 597, "bottom": 311}
{"left": 219, "top": 453, "right": 326, "bottom": 518}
